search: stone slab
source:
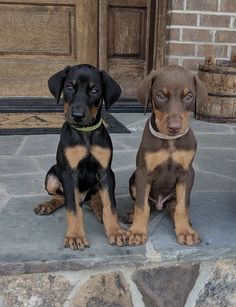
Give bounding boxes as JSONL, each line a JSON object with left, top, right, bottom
{"left": 190, "top": 118, "right": 234, "bottom": 134}
{"left": 0, "top": 157, "right": 37, "bottom": 175}
{"left": 17, "top": 135, "right": 60, "bottom": 156}
{"left": 193, "top": 170, "right": 236, "bottom": 192}
{"left": 196, "top": 259, "right": 236, "bottom": 307}
{"left": 195, "top": 148, "right": 236, "bottom": 179}
{"left": 71, "top": 271, "right": 133, "bottom": 307}
{"left": 0, "top": 272, "right": 74, "bottom": 307}
{"left": 195, "top": 134, "right": 236, "bottom": 149}
{"left": 0, "top": 174, "right": 45, "bottom": 196}
{"left": 132, "top": 263, "right": 199, "bottom": 307}
{"left": 0, "top": 196, "right": 145, "bottom": 274}
{"left": 0, "top": 136, "right": 24, "bottom": 156}
{"left": 150, "top": 192, "right": 236, "bottom": 261}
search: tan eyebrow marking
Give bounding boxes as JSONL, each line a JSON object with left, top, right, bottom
{"left": 183, "top": 88, "right": 190, "bottom": 95}
{"left": 162, "top": 88, "right": 168, "bottom": 95}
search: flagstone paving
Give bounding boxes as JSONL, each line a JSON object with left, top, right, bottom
{"left": 0, "top": 113, "right": 235, "bottom": 306}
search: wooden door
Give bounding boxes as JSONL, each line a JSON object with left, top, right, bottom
{"left": 99, "top": 0, "right": 167, "bottom": 98}
{"left": 0, "top": 0, "right": 98, "bottom": 97}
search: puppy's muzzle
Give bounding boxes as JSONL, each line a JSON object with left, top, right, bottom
{"left": 72, "top": 111, "right": 86, "bottom": 122}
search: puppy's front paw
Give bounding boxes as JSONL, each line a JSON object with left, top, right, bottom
{"left": 126, "top": 230, "right": 147, "bottom": 246}
{"left": 176, "top": 227, "right": 200, "bottom": 246}
{"left": 34, "top": 202, "right": 54, "bottom": 215}
{"left": 64, "top": 235, "right": 90, "bottom": 250}
{"left": 107, "top": 228, "right": 127, "bottom": 247}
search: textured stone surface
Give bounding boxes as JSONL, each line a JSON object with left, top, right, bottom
{"left": 196, "top": 259, "right": 236, "bottom": 307}
{"left": 0, "top": 174, "right": 45, "bottom": 196}
{"left": 0, "top": 273, "right": 74, "bottom": 307}
{"left": 151, "top": 192, "right": 236, "bottom": 261}
{"left": 17, "top": 135, "right": 60, "bottom": 156}
{"left": 0, "top": 115, "right": 235, "bottom": 274}
{"left": 195, "top": 148, "right": 236, "bottom": 178}
{"left": 0, "top": 136, "right": 24, "bottom": 155}
{"left": 70, "top": 271, "right": 133, "bottom": 307}
{"left": 132, "top": 263, "right": 199, "bottom": 307}
{"left": 195, "top": 134, "right": 236, "bottom": 149}
{"left": 0, "top": 157, "right": 37, "bottom": 175}
{"left": 0, "top": 196, "right": 145, "bottom": 270}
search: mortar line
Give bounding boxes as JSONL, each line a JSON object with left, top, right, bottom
{"left": 122, "top": 269, "right": 146, "bottom": 307}
{"left": 13, "top": 135, "right": 30, "bottom": 156}
{"left": 184, "top": 261, "right": 214, "bottom": 307}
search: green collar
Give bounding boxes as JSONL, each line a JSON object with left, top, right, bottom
{"left": 70, "top": 119, "right": 103, "bottom": 132}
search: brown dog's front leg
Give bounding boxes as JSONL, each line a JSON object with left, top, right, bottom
{"left": 171, "top": 179, "right": 200, "bottom": 246}
{"left": 127, "top": 169, "right": 151, "bottom": 246}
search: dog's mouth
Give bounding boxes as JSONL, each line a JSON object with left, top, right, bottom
{"left": 65, "top": 113, "right": 95, "bottom": 127}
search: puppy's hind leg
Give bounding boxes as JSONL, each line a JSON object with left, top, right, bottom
{"left": 90, "top": 190, "right": 103, "bottom": 223}
{"left": 34, "top": 166, "right": 64, "bottom": 215}
{"left": 122, "top": 172, "right": 135, "bottom": 224}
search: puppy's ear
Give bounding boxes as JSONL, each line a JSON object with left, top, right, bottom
{"left": 137, "top": 70, "right": 157, "bottom": 114}
{"left": 101, "top": 70, "right": 122, "bottom": 110}
{"left": 48, "top": 66, "right": 70, "bottom": 104}
{"left": 193, "top": 75, "right": 208, "bottom": 112}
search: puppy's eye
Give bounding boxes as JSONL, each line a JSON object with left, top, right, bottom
{"left": 90, "top": 88, "right": 99, "bottom": 95}
{"left": 156, "top": 92, "right": 166, "bottom": 102}
{"left": 183, "top": 93, "right": 193, "bottom": 103}
{"left": 65, "top": 84, "right": 73, "bottom": 92}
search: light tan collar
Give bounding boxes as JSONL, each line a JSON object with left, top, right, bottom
{"left": 149, "top": 118, "right": 189, "bottom": 140}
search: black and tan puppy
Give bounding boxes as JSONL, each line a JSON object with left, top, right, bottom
{"left": 34, "top": 64, "right": 126, "bottom": 250}
{"left": 125, "top": 65, "right": 207, "bottom": 246}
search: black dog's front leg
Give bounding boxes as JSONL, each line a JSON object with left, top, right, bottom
{"left": 97, "top": 168, "right": 127, "bottom": 246}
{"left": 61, "top": 170, "right": 89, "bottom": 250}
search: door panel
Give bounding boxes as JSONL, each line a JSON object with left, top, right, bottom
{"left": 0, "top": 0, "right": 167, "bottom": 99}
{"left": 99, "top": 0, "right": 151, "bottom": 98}
{"left": 0, "top": 0, "right": 97, "bottom": 97}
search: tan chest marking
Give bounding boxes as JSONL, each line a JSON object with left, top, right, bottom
{"left": 64, "top": 145, "right": 88, "bottom": 169}
{"left": 172, "top": 150, "right": 195, "bottom": 170}
{"left": 145, "top": 149, "right": 195, "bottom": 172}
{"left": 145, "top": 150, "right": 169, "bottom": 172}
{"left": 91, "top": 145, "right": 111, "bottom": 168}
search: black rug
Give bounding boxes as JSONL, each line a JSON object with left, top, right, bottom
{"left": 0, "top": 98, "right": 130, "bottom": 135}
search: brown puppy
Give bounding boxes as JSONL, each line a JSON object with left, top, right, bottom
{"left": 126, "top": 65, "right": 207, "bottom": 246}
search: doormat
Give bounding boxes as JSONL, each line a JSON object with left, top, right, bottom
{"left": 0, "top": 98, "right": 131, "bottom": 135}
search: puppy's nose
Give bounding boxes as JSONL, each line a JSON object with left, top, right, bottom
{"left": 72, "top": 112, "right": 85, "bottom": 122}
{"left": 167, "top": 122, "right": 181, "bottom": 134}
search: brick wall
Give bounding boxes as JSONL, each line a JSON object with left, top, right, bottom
{"left": 166, "top": 0, "right": 236, "bottom": 72}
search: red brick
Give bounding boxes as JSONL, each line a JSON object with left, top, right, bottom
{"left": 200, "top": 15, "right": 231, "bottom": 28}
{"left": 167, "top": 28, "right": 180, "bottom": 40}
{"left": 197, "top": 45, "right": 228, "bottom": 57}
{"left": 168, "top": 0, "right": 184, "bottom": 10}
{"left": 186, "top": 0, "right": 218, "bottom": 11}
{"left": 169, "top": 13, "right": 197, "bottom": 26}
{"left": 183, "top": 58, "right": 204, "bottom": 71}
{"left": 183, "top": 29, "right": 213, "bottom": 42}
{"left": 221, "top": 0, "right": 236, "bottom": 12}
{"left": 167, "top": 43, "right": 195, "bottom": 56}
{"left": 165, "top": 57, "right": 179, "bottom": 65}
{"left": 215, "top": 31, "right": 236, "bottom": 43}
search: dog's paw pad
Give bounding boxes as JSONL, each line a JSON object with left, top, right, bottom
{"left": 176, "top": 229, "right": 200, "bottom": 246}
{"left": 127, "top": 230, "right": 147, "bottom": 246}
{"left": 34, "top": 204, "right": 52, "bottom": 215}
{"left": 108, "top": 229, "right": 127, "bottom": 247}
{"left": 64, "top": 236, "right": 90, "bottom": 250}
